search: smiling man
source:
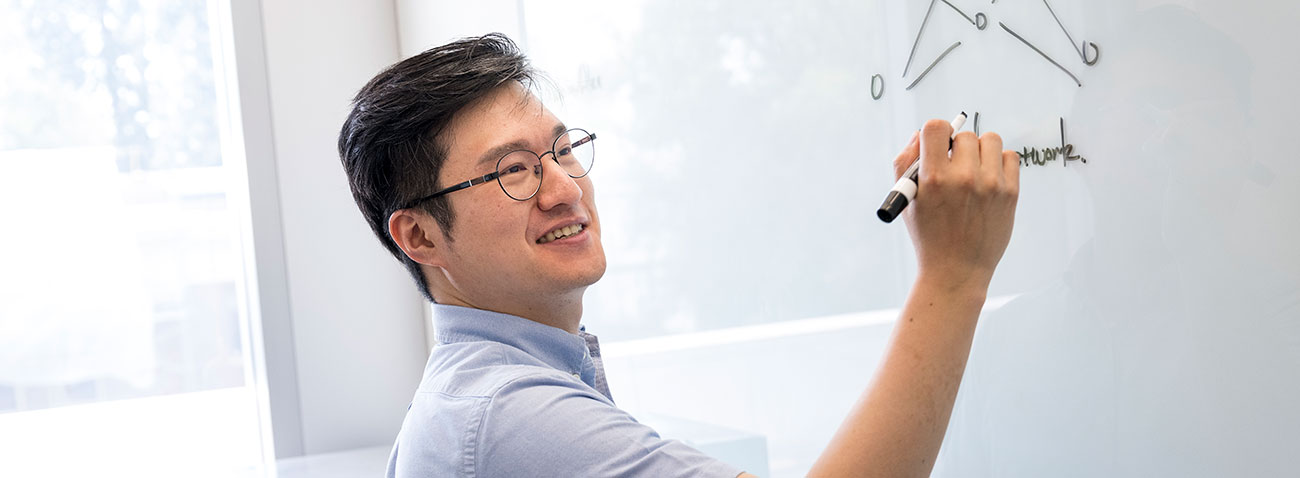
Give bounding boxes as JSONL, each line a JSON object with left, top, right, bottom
{"left": 388, "top": 87, "right": 606, "bottom": 333}
{"left": 340, "top": 34, "right": 1020, "bottom": 478}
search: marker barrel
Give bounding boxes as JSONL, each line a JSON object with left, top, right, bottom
{"left": 877, "top": 177, "right": 918, "bottom": 223}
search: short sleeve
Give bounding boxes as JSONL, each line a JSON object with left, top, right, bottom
{"left": 475, "top": 372, "right": 744, "bottom": 478}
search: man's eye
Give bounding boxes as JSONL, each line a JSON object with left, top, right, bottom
{"left": 556, "top": 146, "right": 572, "bottom": 157}
{"left": 502, "top": 163, "right": 527, "bottom": 174}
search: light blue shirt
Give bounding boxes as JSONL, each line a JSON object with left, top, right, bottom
{"left": 386, "top": 304, "right": 745, "bottom": 477}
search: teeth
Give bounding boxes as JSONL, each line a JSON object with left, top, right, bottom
{"left": 538, "top": 224, "right": 583, "bottom": 244}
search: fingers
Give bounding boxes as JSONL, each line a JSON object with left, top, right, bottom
{"left": 978, "top": 132, "right": 1005, "bottom": 193}
{"left": 950, "top": 130, "right": 979, "bottom": 179}
{"left": 892, "top": 130, "right": 922, "bottom": 180}
{"left": 918, "top": 118, "right": 955, "bottom": 182}
{"left": 899, "top": 120, "right": 1019, "bottom": 202}
{"left": 1003, "top": 149, "right": 1021, "bottom": 198}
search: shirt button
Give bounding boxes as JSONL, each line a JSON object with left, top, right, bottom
{"left": 572, "top": 372, "right": 580, "bottom": 378}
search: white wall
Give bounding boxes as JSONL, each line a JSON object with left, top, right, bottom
{"left": 234, "top": 0, "right": 429, "bottom": 457}
{"left": 395, "top": 0, "right": 523, "bottom": 55}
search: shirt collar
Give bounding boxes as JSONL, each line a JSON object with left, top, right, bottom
{"left": 431, "top": 304, "right": 591, "bottom": 377}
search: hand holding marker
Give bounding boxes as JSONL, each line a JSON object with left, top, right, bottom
{"left": 877, "top": 112, "right": 968, "bottom": 223}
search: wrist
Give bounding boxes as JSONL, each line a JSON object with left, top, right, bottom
{"left": 913, "top": 270, "right": 992, "bottom": 303}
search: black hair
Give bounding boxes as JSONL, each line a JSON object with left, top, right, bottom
{"left": 337, "top": 33, "right": 536, "bottom": 302}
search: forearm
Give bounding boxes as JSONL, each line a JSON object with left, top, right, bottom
{"left": 807, "top": 275, "right": 988, "bottom": 478}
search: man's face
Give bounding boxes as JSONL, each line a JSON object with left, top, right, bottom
{"left": 427, "top": 83, "right": 606, "bottom": 315}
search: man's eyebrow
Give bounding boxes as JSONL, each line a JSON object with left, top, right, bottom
{"left": 473, "top": 123, "right": 569, "bottom": 169}
{"left": 475, "top": 140, "right": 530, "bottom": 169}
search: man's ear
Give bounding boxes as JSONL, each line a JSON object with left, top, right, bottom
{"left": 388, "top": 208, "right": 448, "bottom": 268}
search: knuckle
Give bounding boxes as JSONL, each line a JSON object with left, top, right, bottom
{"left": 919, "top": 172, "right": 942, "bottom": 189}
{"left": 983, "top": 169, "right": 1002, "bottom": 186}
{"left": 954, "top": 131, "right": 978, "bottom": 144}
{"left": 1005, "top": 183, "right": 1020, "bottom": 197}
{"left": 953, "top": 172, "right": 975, "bottom": 189}
{"left": 980, "top": 131, "right": 1004, "bottom": 145}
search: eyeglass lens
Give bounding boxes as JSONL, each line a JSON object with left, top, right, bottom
{"left": 495, "top": 128, "right": 595, "bottom": 201}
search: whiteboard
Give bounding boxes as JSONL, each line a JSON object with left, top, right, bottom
{"left": 904, "top": 2, "right": 1300, "bottom": 477}
{"left": 403, "top": 0, "right": 1300, "bottom": 475}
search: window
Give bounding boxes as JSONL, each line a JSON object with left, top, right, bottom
{"left": 0, "top": 1, "right": 266, "bottom": 474}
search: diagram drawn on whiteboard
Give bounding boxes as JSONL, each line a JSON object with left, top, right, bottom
{"left": 872, "top": 0, "right": 1098, "bottom": 167}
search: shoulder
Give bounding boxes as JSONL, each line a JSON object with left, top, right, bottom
{"left": 415, "top": 340, "right": 563, "bottom": 397}
{"left": 389, "top": 341, "right": 574, "bottom": 476}
{"left": 393, "top": 342, "right": 742, "bottom": 477}
{"left": 476, "top": 377, "right": 739, "bottom": 477}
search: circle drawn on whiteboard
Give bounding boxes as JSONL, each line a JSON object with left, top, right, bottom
{"left": 871, "top": 74, "right": 884, "bottom": 100}
{"left": 1082, "top": 41, "right": 1100, "bottom": 65}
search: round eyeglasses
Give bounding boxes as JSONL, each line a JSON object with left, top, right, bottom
{"left": 401, "top": 128, "right": 596, "bottom": 208}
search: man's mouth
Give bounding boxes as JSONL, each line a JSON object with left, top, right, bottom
{"left": 537, "top": 224, "right": 585, "bottom": 244}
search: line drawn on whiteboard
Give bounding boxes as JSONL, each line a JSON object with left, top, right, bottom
{"left": 1044, "top": 0, "right": 1100, "bottom": 65}
{"left": 1000, "top": 22, "right": 1081, "bottom": 87}
{"left": 906, "top": 41, "right": 962, "bottom": 91}
{"left": 901, "top": 0, "right": 941, "bottom": 79}
{"left": 882, "top": 0, "right": 1100, "bottom": 97}
{"left": 941, "top": 0, "right": 988, "bottom": 30}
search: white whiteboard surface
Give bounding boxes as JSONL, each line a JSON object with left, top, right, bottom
{"left": 920, "top": 3, "right": 1300, "bottom": 477}
{"left": 400, "top": 1, "right": 1300, "bottom": 475}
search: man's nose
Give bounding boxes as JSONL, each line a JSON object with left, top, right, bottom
{"left": 535, "top": 153, "right": 582, "bottom": 210}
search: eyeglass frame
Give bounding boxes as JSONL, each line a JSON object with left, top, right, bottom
{"left": 398, "top": 128, "right": 596, "bottom": 210}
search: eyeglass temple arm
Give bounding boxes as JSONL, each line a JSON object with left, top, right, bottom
{"left": 400, "top": 170, "right": 500, "bottom": 209}
{"left": 573, "top": 133, "right": 595, "bottom": 148}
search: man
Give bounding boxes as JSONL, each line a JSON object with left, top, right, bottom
{"left": 339, "top": 33, "right": 1019, "bottom": 477}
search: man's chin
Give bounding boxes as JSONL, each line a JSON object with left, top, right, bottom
{"left": 574, "top": 256, "right": 607, "bottom": 287}
{"left": 566, "top": 253, "right": 607, "bottom": 290}
{"left": 585, "top": 265, "right": 608, "bottom": 287}
{"left": 538, "top": 246, "right": 605, "bottom": 290}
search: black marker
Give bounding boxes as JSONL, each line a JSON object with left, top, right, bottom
{"left": 877, "top": 112, "right": 968, "bottom": 223}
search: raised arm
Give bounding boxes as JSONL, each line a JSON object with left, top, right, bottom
{"left": 805, "top": 119, "right": 1020, "bottom": 478}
